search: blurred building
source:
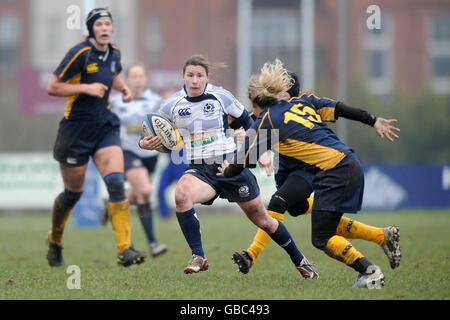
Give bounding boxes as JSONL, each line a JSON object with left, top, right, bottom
{"left": 0, "top": 0, "right": 449, "bottom": 151}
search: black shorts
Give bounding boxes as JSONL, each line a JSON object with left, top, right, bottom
{"left": 313, "top": 152, "right": 364, "bottom": 213}
{"left": 275, "top": 169, "right": 314, "bottom": 190}
{"left": 123, "top": 150, "right": 158, "bottom": 174}
{"left": 184, "top": 162, "right": 260, "bottom": 205}
{"left": 53, "top": 119, "right": 121, "bottom": 167}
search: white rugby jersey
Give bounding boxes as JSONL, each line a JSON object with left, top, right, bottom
{"left": 111, "top": 89, "right": 162, "bottom": 158}
{"left": 159, "top": 84, "right": 246, "bottom": 160}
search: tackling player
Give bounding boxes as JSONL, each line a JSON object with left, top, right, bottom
{"left": 231, "top": 72, "right": 402, "bottom": 276}
{"left": 218, "top": 59, "right": 401, "bottom": 288}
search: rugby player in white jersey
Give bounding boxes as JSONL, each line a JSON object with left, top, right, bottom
{"left": 139, "top": 55, "right": 318, "bottom": 278}
{"left": 108, "top": 63, "right": 167, "bottom": 257}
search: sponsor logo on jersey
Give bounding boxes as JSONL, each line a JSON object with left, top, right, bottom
{"left": 203, "top": 103, "right": 215, "bottom": 116}
{"left": 111, "top": 61, "right": 116, "bottom": 73}
{"left": 86, "top": 62, "right": 99, "bottom": 73}
{"left": 178, "top": 108, "right": 192, "bottom": 117}
{"left": 190, "top": 134, "right": 218, "bottom": 148}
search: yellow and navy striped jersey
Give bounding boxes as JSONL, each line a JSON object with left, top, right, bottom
{"left": 53, "top": 38, "right": 122, "bottom": 122}
{"left": 236, "top": 94, "right": 353, "bottom": 176}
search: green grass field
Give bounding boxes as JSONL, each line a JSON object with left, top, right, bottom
{"left": 0, "top": 209, "right": 448, "bottom": 300}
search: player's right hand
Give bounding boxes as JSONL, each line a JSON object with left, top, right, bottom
{"left": 139, "top": 135, "right": 163, "bottom": 150}
{"left": 84, "top": 83, "right": 109, "bottom": 98}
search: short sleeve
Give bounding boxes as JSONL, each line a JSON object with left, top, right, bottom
{"left": 213, "top": 87, "right": 246, "bottom": 118}
{"left": 54, "top": 45, "right": 90, "bottom": 82}
{"left": 299, "top": 93, "right": 338, "bottom": 122}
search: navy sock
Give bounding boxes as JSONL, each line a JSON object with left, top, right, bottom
{"left": 137, "top": 203, "right": 156, "bottom": 243}
{"left": 269, "top": 221, "right": 304, "bottom": 266}
{"left": 176, "top": 208, "right": 204, "bottom": 257}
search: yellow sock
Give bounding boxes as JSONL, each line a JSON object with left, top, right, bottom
{"left": 49, "top": 196, "right": 72, "bottom": 246}
{"left": 336, "top": 216, "right": 384, "bottom": 246}
{"left": 246, "top": 210, "right": 284, "bottom": 264}
{"left": 324, "top": 235, "right": 364, "bottom": 266}
{"left": 305, "top": 194, "right": 314, "bottom": 215}
{"left": 108, "top": 200, "right": 131, "bottom": 253}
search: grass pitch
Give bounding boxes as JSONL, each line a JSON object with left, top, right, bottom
{"left": 0, "top": 209, "right": 448, "bottom": 300}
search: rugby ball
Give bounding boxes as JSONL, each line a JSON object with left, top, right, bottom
{"left": 142, "top": 112, "right": 183, "bottom": 153}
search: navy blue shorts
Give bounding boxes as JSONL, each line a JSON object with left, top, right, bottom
{"left": 275, "top": 169, "right": 314, "bottom": 190}
{"left": 123, "top": 150, "right": 158, "bottom": 174}
{"left": 313, "top": 153, "right": 364, "bottom": 213}
{"left": 184, "top": 162, "right": 260, "bottom": 205}
{"left": 53, "top": 119, "right": 121, "bottom": 167}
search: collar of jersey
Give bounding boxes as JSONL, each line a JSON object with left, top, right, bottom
{"left": 183, "top": 84, "right": 217, "bottom": 103}
{"left": 84, "top": 37, "right": 112, "bottom": 54}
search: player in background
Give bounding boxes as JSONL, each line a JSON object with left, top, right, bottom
{"left": 156, "top": 90, "right": 189, "bottom": 220}
{"left": 46, "top": 8, "right": 146, "bottom": 267}
{"left": 232, "top": 72, "right": 402, "bottom": 276}
{"left": 157, "top": 148, "right": 188, "bottom": 220}
{"left": 104, "top": 62, "right": 167, "bottom": 257}
{"left": 218, "top": 59, "right": 401, "bottom": 288}
{"left": 139, "top": 55, "right": 318, "bottom": 279}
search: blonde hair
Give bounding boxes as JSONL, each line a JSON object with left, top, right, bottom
{"left": 248, "top": 58, "right": 293, "bottom": 106}
{"left": 183, "top": 54, "right": 227, "bottom": 75}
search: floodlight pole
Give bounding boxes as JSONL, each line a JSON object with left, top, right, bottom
{"left": 236, "top": 0, "right": 253, "bottom": 106}
{"left": 301, "top": 0, "right": 315, "bottom": 91}
{"left": 82, "top": 0, "right": 95, "bottom": 35}
{"left": 337, "top": 0, "right": 348, "bottom": 143}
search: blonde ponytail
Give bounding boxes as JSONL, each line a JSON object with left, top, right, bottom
{"left": 248, "top": 58, "right": 293, "bottom": 106}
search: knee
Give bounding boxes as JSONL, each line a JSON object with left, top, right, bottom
{"left": 58, "top": 189, "right": 82, "bottom": 208}
{"left": 104, "top": 172, "right": 126, "bottom": 202}
{"left": 311, "top": 232, "right": 329, "bottom": 251}
{"left": 175, "top": 185, "right": 191, "bottom": 209}
{"left": 137, "top": 186, "right": 151, "bottom": 202}
{"left": 267, "top": 192, "right": 288, "bottom": 214}
{"left": 311, "top": 210, "right": 342, "bottom": 250}
{"left": 287, "top": 199, "right": 309, "bottom": 217}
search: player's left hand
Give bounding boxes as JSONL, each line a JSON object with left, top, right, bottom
{"left": 216, "top": 160, "right": 230, "bottom": 177}
{"left": 373, "top": 117, "right": 400, "bottom": 142}
{"left": 122, "top": 86, "right": 132, "bottom": 103}
{"left": 258, "top": 151, "right": 273, "bottom": 176}
{"left": 234, "top": 127, "right": 246, "bottom": 144}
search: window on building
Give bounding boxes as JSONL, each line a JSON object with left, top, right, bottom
{"left": 428, "top": 14, "right": 450, "bottom": 94}
{"left": 251, "top": 5, "right": 300, "bottom": 74}
{"left": 146, "top": 17, "right": 162, "bottom": 67}
{"left": 363, "top": 14, "right": 394, "bottom": 95}
{"left": 0, "top": 13, "right": 20, "bottom": 75}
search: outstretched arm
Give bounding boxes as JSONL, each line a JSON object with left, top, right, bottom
{"left": 335, "top": 102, "right": 400, "bottom": 142}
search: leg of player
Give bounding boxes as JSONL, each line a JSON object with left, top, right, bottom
{"left": 175, "top": 173, "right": 217, "bottom": 274}
{"left": 311, "top": 210, "right": 385, "bottom": 288}
{"left": 238, "top": 196, "right": 319, "bottom": 279}
{"left": 46, "top": 164, "right": 86, "bottom": 267}
{"left": 94, "top": 146, "right": 147, "bottom": 267}
{"left": 234, "top": 175, "right": 313, "bottom": 274}
{"left": 126, "top": 167, "right": 167, "bottom": 258}
{"left": 157, "top": 161, "right": 174, "bottom": 220}
{"left": 335, "top": 216, "right": 401, "bottom": 269}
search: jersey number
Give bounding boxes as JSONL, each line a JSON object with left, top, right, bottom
{"left": 283, "top": 103, "right": 322, "bottom": 129}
